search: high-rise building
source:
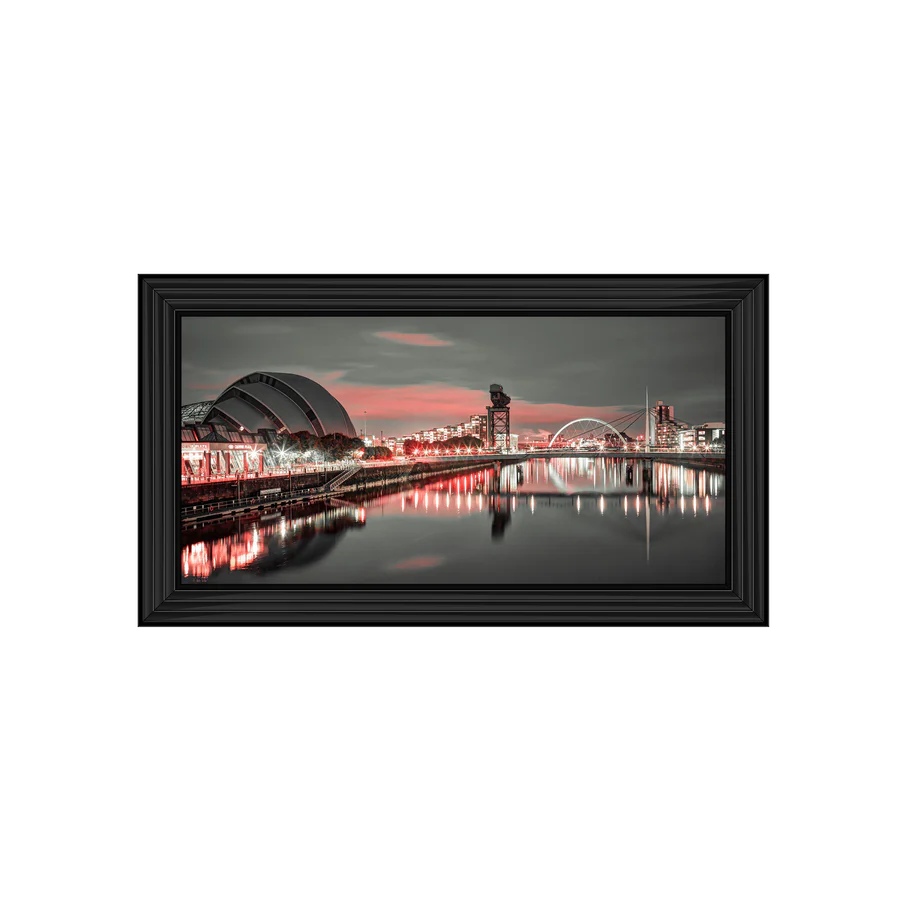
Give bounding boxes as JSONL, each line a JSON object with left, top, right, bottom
{"left": 469, "top": 414, "right": 488, "bottom": 441}
{"left": 404, "top": 413, "right": 490, "bottom": 446}
{"left": 678, "top": 428, "right": 698, "bottom": 451}
{"left": 653, "top": 401, "right": 678, "bottom": 450}
{"left": 696, "top": 422, "right": 725, "bottom": 449}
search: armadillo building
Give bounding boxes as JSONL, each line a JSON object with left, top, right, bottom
{"left": 180, "top": 372, "right": 358, "bottom": 481}
{"left": 195, "top": 372, "right": 356, "bottom": 438}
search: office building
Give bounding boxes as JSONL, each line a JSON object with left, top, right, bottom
{"left": 696, "top": 422, "right": 725, "bottom": 448}
{"left": 653, "top": 401, "right": 679, "bottom": 450}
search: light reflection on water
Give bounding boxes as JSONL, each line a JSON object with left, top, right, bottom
{"left": 181, "top": 457, "right": 726, "bottom": 585}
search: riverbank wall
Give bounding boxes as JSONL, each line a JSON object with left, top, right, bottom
{"left": 181, "top": 454, "right": 524, "bottom": 523}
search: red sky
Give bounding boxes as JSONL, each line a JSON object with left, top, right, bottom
{"left": 374, "top": 331, "right": 452, "bottom": 347}
{"left": 308, "top": 372, "right": 629, "bottom": 439}
{"left": 182, "top": 316, "right": 725, "bottom": 438}
{"left": 185, "top": 369, "right": 631, "bottom": 439}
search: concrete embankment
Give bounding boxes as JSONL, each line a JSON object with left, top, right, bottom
{"left": 182, "top": 471, "right": 319, "bottom": 506}
{"left": 352, "top": 455, "right": 523, "bottom": 487}
{"left": 181, "top": 454, "right": 523, "bottom": 525}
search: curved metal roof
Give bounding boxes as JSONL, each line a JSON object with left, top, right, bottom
{"left": 263, "top": 372, "right": 357, "bottom": 436}
{"left": 228, "top": 381, "right": 318, "bottom": 434}
{"left": 203, "top": 372, "right": 357, "bottom": 438}
{"left": 180, "top": 400, "right": 214, "bottom": 425}
{"left": 209, "top": 396, "right": 272, "bottom": 433}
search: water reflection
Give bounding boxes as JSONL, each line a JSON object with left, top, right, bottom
{"left": 491, "top": 502, "right": 512, "bottom": 540}
{"left": 182, "top": 502, "right": 366, "bottom": 580}
{"left": 182, "top": 457, "right": 726, "bottom": 585}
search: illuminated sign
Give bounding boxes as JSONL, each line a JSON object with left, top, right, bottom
{"left": 181, "top": 443, "right": 210, "bottom": 455}
{"left": 227, "top": 444, "right": 257, "bottom": 451}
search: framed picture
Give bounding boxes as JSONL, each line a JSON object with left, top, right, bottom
{"left": 139, "top": 275, "right": 767, "bottom": 625}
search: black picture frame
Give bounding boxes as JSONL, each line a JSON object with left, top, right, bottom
{"left": 140, "top": 275, "right": 768, "bottom": 626}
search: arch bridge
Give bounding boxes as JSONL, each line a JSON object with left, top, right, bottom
{"left": 547, "top": 417, "right": 628, "bottom": 449}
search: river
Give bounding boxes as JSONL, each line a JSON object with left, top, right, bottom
{"left": 181, "top": 456, "right": 726, "bottom": 586}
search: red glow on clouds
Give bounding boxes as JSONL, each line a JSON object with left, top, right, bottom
{"left": 391, "top": 556, "right": 445, "bottom": 570}
{"left": 187, "top": 369, "right": 630, "bottom": 440}
{"left": 375, "top": 331, "right": 452, "bottom": 347}
{"left": 315, "top": 376, "right": 625, "bottom": 437}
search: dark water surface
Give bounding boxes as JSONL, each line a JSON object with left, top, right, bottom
{"left": 181, "top": 457, "right": 726, "bottom": 586}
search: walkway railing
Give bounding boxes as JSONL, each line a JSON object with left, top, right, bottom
{"left": 323, "top": 464, "right": 361, "bottom": 491}
{"left": 181, "top": 453, "right": 524, "bottom": 485}
{"left": 181, "top": 459, "right": 356, "bottom": 485}
{"left": 181, "top": 455, "right": 512, "bottom": 520}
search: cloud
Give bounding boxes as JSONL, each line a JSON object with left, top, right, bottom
{"left": 181, "top": 360, "right": 642, "bottom": 440}
{"left": 186, "top": 383, "right": 232, "bottom": 392}
{"left": 374, "top": 331, "right": 452, "bottom": 347}
{"left": 181, "top": 315, "right": 725, "bottom": 430}
{"left": 309, "top": 373, "right": 634, "bottom": 438}
{"left": 231, "top": 323, "right": 291, "bottom": 336}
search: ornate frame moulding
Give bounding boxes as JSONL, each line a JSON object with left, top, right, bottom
{"left": 128, "top": 264, "right": 776, "bottom": 633}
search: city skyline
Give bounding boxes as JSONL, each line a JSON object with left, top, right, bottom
{"left": 182, "top": 315, "right": 725, "bottom": 439}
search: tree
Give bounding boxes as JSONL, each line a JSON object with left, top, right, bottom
{"left": 321, "top": 434, "right": 365, "bottom": 460}
{"left": 291, "top": 430, "right": 322, "bottom": 460}
{"left": 444, "top": 437, "right": 479, "bottom": 453}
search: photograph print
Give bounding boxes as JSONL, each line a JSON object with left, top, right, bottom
{"left": 180, "top": 314, "right": 727, "bottom": 587}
